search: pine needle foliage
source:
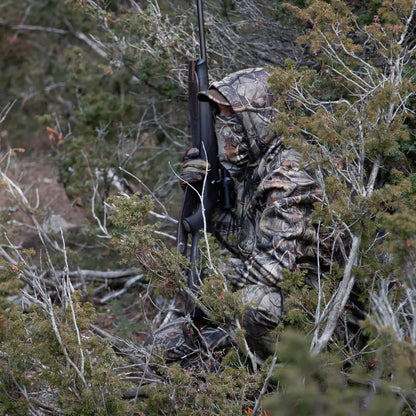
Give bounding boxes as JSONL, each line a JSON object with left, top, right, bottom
{"left": 0, "top": 288, "right": 133, "bottom": 415}
{"left": 108, "top": 193, "right": 187, "bottom": 291}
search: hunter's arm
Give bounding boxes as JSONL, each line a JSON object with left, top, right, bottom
{"left": 235, "top": 146, "right": 324, "bottom": 288}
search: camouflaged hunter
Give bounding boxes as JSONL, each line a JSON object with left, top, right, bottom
{"left": 150, "top": 68, "right": 327, "bottom": 364}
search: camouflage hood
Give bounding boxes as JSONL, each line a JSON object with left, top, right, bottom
{"left": 200, "top": 68, "right": 277, "bottom": 164}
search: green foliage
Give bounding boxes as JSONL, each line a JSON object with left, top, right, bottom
{"left": 198, "top": 274, "right": 247, "bottom": 325}
{"left": 264, "top": 330, "right": 415, "bottom": 416}
{"left": 0, "top": 291, "right": 132, "bottom": 415}
{"left": 108, "top": 193, "right": 187, "bottom": 290}
{"left": 0, "top": 263, "right": 25, "bottom": 311}
{"left": 138, "top": 360, "right": 266, "bottom": 415}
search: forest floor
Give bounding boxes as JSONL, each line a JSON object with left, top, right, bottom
{"left": 0, "top": 152, "right": 86, "bottom": 245}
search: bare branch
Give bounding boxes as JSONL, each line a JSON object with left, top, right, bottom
{"left": 251, "top": 353, "right": 278, "bottom": 416}
{"left": 311, "top": 232, "right": 362, "bottom": 354}
{"left": 55, "top": 267, "right": 141, "bottom": 281}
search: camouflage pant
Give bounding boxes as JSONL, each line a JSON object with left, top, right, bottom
{"left": 148, "top": 284, "right": 282, "bottom": 366}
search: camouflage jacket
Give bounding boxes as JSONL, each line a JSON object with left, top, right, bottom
{"left": 204, "top": 68, "right": 326, "bottom": 289}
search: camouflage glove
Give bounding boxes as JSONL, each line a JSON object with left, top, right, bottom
{"left": 180, "top": 147, "right": 210, "bottom": 186}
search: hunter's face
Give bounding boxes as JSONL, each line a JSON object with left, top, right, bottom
{"left": 215, "top": 113, "right": 249, "bottom": 167}
{"left": 217, "top": 103, "right": 235, "bottom": 118}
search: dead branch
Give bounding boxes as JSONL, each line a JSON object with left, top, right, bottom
{"left": 311, "top": 232, "right": 362, "bottom": 354}
{"left": 54, "top": 267, "right": 141, "bottom": 281}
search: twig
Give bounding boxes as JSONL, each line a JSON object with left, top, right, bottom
{"left": 81, "top": 150, "right": 110, "bottom": 238}
{"left": 235, "top": 318, "right": 261, "bottom": 373}
{"left": 60, "top": 229, "right": 85, "bottom": 378}
{"left": 100, "top": 274, "right": 144, "bottom": 303}
{"left": 0, "top": 100, "right": 16, "bottom": 124}
{"left": 251, "top": 354, "right": 278, "bottom": 416}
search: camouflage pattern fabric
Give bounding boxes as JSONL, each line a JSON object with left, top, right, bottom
{"left": 209, "top": 68, "right": 326, "bottom": 358}
{"left": 240, "top": 284, "right": 283, "bottom": 359}
{"left": 211, "top": 68, "right": 326, "bottom": 289}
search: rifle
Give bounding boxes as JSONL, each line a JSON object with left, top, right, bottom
{"left": 177, "top": 0, "right": 219, "bottom": 301}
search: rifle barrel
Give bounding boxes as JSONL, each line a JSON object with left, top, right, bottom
{"left": 196, "top": 0, "right": 206, "bottom": 61}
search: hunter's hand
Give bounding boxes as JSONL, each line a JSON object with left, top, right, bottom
{"left": 180, "top": 148, "right": 210, "bottom": 186}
